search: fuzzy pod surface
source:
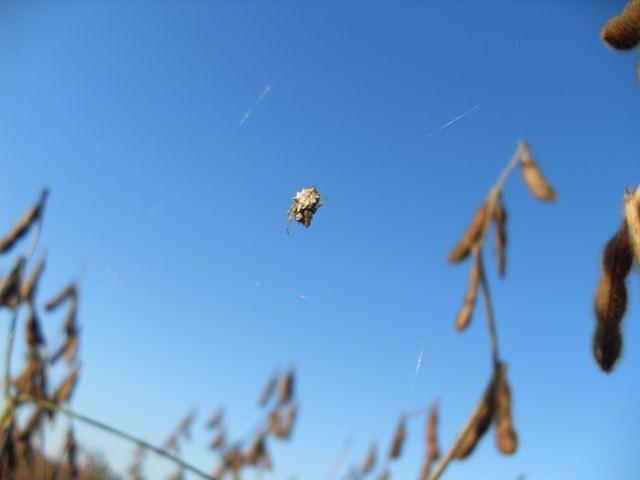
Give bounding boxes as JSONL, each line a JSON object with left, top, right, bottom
{"left": 601, "top": 0, "right": 640, "bottom": 50}
{"left": 593, "top": 223, "right": 633, "bottom": 372}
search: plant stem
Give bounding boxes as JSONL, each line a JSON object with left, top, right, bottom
{"left": 492, "top": 144, "right": 522, "bottom": 195}
{"left": 477, "top": 253, "right": 500, "bottom": 369}
{"left": 23, "top": 396, "right": 215, "bottom": 480}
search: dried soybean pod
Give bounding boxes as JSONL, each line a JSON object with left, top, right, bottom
{"left": 493, "top": 196, "right": 508, "bottom": 277}
{"left": 0, "top": 189, "right": 48, "bottom": 254}
{"left": 45, "top": 283, "right": 77, "bottom": 311}
{"left": 426, "top": 403, "right": 440, "bottom": 461}
{"left": 25, "top": 309, "right": 45, "bottom": 348}
{"left": 494, "top": 365, "right": 517, "bottom": 455}
{"left": 454, "top": 375, "right": 497, "bottom": 460}
{"left": 361, "top": 442, "right": 376, "bottom": 474}
{"left": 420, "top": 402, "right": 440, "bottom": 479}
{"left": 280, "top": 401, "right": 298, "bottom": 439}
{"left": 623, "top": 186, "right": 640, "bottom": 264}
{"left": 245, "top": 434, "right": 267, "bottom": 466}
{"left": 447, "top": 201, "right": 489, "bottom": 264}
{"left": 376, "top": 469, "right": 390, "bottom": 480}
{"left": 259, "top": 374, "right": 278, "bottom": 406}
{"left": 518, "top": 142, "right": 557, "bottom": 202}
{"left": 206, "top": 408, "right": 224, "bottom": 429}
{"left": 53, "top": 367, "right": 80, "bottom": 404}
{"left": 600, "top": 0, "right": 640, "bottom": 50}
{"left": 0, "top": 257, "right": 26, "bottom": 310}
{"left": 456, "top": 256, "right": 480, "bottom": 331}
{"left": 593, "top": 222, "right": 633, "bottom": 372}
{"left": 65, "top": 428, "right": 78, "bottom": 480}
{"left": 388, "top": 416, "right": 406, "bottom": 460}
{"left": 210, "top": 430, "right": 225, "bottom": 450}
{"left": 21, "top": 258, "right": 45, "bottom": 305}
{"left": 278, "top": 369, "right": 294, "bottom": 405}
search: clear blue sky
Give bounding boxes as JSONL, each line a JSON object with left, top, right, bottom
{"left": 1, "top": 1, "right": 639, "bottom": 479}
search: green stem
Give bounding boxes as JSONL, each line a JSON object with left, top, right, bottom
{"left": 22, "top": 396, "right": 215, "bottom": 480}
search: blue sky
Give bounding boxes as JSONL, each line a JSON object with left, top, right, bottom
{"left": 1, "top": 1, "right": 639, "bottom": 479}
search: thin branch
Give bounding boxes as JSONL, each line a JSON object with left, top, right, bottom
{"left": 492, "top": 145, "right": 522, "bottom": 196}
{"left": 476, "top": 252, "right": 500, "bottom": 369}
{"left": 21, "top": 396, "right": 216, "bottom": 480}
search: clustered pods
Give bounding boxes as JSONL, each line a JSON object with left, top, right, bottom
{"left": 204, "top": 369, "right": 298, "bottom": 478}
{"left": 450, "top": 141, "right": 556, "bottom": 334}
{"left": 454, "top": 364, "right": 518, "bottom": 462}
{"left": 0, "top": 191, "right": 82, "bottom": 478}
{"left": 454, "top": 377, "right": 496, "bottom": 460}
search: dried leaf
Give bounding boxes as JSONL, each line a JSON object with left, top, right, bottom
{"left": 518, "top": 143, "right": 557, "bottom": 202}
